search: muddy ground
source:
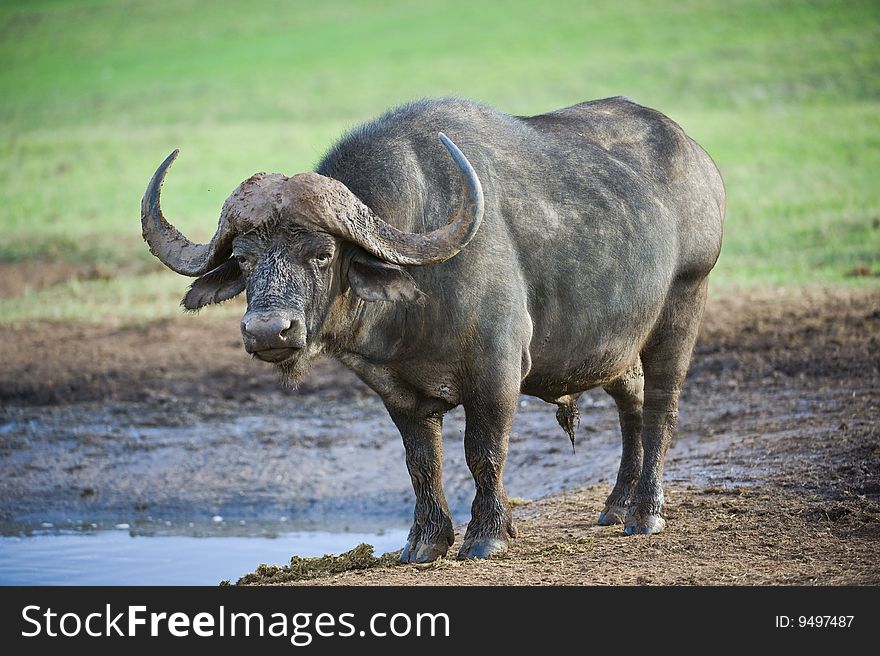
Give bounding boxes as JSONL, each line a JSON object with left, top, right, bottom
{"left": 0, "top": 286, "right": 878, "bottom": 584}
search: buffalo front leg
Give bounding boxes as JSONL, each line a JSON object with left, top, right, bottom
{"left": 598, "top": 359, "right": 644, "bottom": 525}
{"left": 387, "top": 410, "right": 454, "bottom": 563}
{"left": 459, "top": 386, "right": 519, "bottom": 559}
{"left": 626, "top": 279, "right": 708, "bottom": 535}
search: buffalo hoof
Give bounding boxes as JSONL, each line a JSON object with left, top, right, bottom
{"left": 400, "top": 539, "right": 449, "bottom": 564}
{"left": 624, "top": 512, "right": 666, "bottom": 535}
{"left": 597, "top": 503, "right": 628, "bottom": 526}
{"left": 457, "top": 537, "right": 508, "bottom": 560}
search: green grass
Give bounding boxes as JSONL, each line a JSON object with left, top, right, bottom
{"left": 0, "top": 272, "right": 244, "bottom": 324}
{"left": 1, "top": 0, "right": 878, "bottom": 323}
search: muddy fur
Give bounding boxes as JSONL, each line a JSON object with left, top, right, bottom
{"left": 554, "top": 399, "right": 580, "bottom": 451}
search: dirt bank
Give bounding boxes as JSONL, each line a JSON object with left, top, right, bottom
{"left": 239, "top": 482, "right": 879, "bottom": 585}
{"left": 1, "top": 286, "right": 878, "bottom": 584}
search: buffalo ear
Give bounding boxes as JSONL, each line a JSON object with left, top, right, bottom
{"left": 181, "top": 259, "right": 245, "bottom": 311}
{"left": 346, "top": 252, "right": 424, "bottom": 303}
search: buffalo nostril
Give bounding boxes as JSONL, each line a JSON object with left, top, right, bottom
{"left": 241, "top": 313, "right": 304, "bottom": 351}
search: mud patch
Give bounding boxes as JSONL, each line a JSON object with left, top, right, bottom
{"left": 0, "top": 391, "right": 633, "bottom": 536}
{"left": 234, "top": 543, "right": 401, "bottom": 585}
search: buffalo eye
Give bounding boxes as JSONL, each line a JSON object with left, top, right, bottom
{"left": 314, "top": 253, "right": 332, "bottom": 268}
{"left": 234, "top": 253, "right": 256, "bottom": 271}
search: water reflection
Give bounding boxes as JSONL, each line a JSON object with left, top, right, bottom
{"left": 0, "top": 529, "right": 408, "bottom": 585}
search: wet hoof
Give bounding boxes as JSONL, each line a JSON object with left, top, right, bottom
{"left": 400, "top": 539, "right": 449, "bottom": 564}
{"left": 457, "top": 537, "right": 508, "bottom": 560}
{"left": 624, "top": 512, "right": 666, "bottom": 535}
{"left": 597, "top": 503, "right": 628, "bottom": 526}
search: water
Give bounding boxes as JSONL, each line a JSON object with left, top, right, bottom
{"left": 0, "top": 388, "right": 629, "bottom": 586}
{"left": 0, "top": 529, "right": 408, "bottom": 585}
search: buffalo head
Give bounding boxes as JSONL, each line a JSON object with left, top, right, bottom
{"left": 140, "top": 133, "right": 483, "bottom": 381}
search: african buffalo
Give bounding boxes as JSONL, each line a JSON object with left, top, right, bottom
{"left": 141, "top": 96, "right": 725, "bottom": 562}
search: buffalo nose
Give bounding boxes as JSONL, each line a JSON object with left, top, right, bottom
{"left": 241, "top": 312, "right": 306, "bottom": 353}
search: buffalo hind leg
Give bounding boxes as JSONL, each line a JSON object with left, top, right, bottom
{"left": 387, "top": 409, "right": 455, "bottom": 563}
{"left": 626, "top": 279, "right": 708, "bottom": 535}
{"left": 459, "top": 382, "right": 519, "bottom": 559}
{"left": 598, "top": 359, "right": 644, "bottom": 525}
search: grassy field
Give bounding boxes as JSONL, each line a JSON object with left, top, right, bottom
{"left": 1, "top": 0, "right": 878, "bottom": 323}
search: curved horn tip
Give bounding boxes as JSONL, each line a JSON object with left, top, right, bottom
{"left": 437, "top": 132, "right": 484, "bottom": 206}
{"left": 159, "top": 148, "right": 180, "bottom": 171}
{"left": 437, "top": 131, "right": 455, "bottom": 153}
{"left": 144, "top": 149, "right": 181, "bottom": 205}
{"left": 159, "top": 148, "right": 181, "bottom": 178}
{"left": 141, "top": 147, "right": 222, "bottom": 277}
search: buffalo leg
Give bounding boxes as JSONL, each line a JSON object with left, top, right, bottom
{"left": 598, "top": 359, "right": 644, "bottom": 525}
{"left": 626, "top": 279, "right": 707, "bottom": 535}
{"left": 459, "top": 385, "right": 519, "bottom": 559}
{"left": 387, "top": 409, "right": 455, "bottom": 563}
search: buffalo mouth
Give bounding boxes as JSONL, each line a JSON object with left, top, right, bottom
{"left": 252, "top": 347, "right": 297, "bottom": 363}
